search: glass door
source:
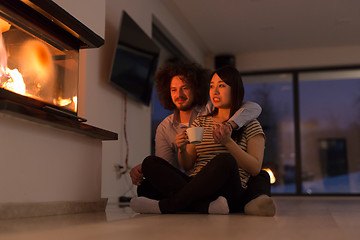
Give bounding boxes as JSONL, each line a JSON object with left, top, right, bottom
{"left": 243, "top": 73, "right": 296, "bottom": 194}
{"left": 299, "top": 70, "right": 360, "bottom": 194}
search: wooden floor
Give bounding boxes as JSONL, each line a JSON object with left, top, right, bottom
{"left": 0, "top": 196, "right": 359, "bottom": 240}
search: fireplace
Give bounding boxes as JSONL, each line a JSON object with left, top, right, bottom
{"left": 0, "top": 0, "right": 117, "bottom": 140}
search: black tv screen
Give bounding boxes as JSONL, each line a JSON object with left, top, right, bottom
{"left": 110, "top": 11, "right": 160, "bottom": 106}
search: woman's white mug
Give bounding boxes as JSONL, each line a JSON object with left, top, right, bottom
{"left": 186, "top": 127, "right": 204, "bottom": 144}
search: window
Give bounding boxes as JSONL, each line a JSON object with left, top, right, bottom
{"left": 243, "top": 68, "right": 360, "bottom": 195}
{"left": 243, "top": 74, "right": 296, "bottom": 193}
{"left": 299, "top": 70, "right": 360, "bottom": 194}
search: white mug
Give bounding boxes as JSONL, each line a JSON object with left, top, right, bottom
{"left": 186, "top": 127, "right": 204, "bottom": 144}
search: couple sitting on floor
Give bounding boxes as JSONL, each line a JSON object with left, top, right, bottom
{"left": 129, "top": 62, "right": 275, "bottom": 216}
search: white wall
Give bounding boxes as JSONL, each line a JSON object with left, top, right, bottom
{"left": 234, "top": 45, "right": 360, "bottom": 72}
{"left": 0, "top": 114, "right": 102, "bottom": 203}
{"left": 206, "top": 46, "right": 360, "bottom": 72}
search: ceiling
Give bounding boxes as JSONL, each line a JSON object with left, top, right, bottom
{"left": 167, "top": 0, "right": 360, "bottom": 55}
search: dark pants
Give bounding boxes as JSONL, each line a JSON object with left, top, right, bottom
{"left": 138, "top": 154, "right": 270, "bottom": 213}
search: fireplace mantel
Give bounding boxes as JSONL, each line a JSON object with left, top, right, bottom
{"left": 0, "top": 0, "right": 104, "bottom": 49}
{"left": 0, "top": 97, "right": 118, "bottom": 141}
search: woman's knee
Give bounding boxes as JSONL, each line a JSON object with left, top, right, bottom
{"left": 211, "top": 153, "right": 238, "bottom": 170}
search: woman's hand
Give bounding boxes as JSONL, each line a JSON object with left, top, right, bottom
{"left": 175, "top": 130, "right": 189, "bottom": 152}
{"left": 212, "top": 122, "right": 232, "bottom": 144}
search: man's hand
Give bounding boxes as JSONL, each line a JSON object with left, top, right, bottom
{"left": 175, "top": 130, "right": 189, "bottom": 152}
{"left": 212, "top": 122, "right": 232, "bottom": 144}
{"left": 130, "top": 164, "right": 144, "bottom": 186}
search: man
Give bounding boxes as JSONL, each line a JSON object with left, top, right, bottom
{"left": 130, "top": 62, "right": 275, "bottom": 216}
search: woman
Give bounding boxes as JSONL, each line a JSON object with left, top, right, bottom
{"left": 130, "top": 66, "right": 272, "bottom": 214}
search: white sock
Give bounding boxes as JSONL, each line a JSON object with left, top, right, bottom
{"left": 244, "top": 195, "right": 276, "bottom": 216}
{"left": 130, "top": 197, "right": 161, "bottom": 214}
{"left": 208, "top": 196, "right": 229, "bottom": 214}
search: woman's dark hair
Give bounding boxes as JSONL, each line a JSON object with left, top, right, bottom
{"left": 210, "top": 65, "right": 245, "bottom": 142}
{"left": 210, "top": 65, "right": 244, "bottom": 119}
{"left": 154, "top": 61, "right": 210, "bottom": 110}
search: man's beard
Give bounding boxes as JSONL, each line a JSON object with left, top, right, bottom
{"left": 176, "top": 101, "right": 194, "bottom": 111}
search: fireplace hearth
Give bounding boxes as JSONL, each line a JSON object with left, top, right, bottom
{"left": 0, "top": 0, "right": 117, "bottom": 140}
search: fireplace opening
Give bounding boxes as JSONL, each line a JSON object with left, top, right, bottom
{"left": 0, "top": 0, "right": 117, "bottom": 140}
{"left": 0, "top": 15, "right": 79, "bottom": 116}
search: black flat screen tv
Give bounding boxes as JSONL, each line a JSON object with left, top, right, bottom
{"left": 110, "top": 11, "right": 160, "bottom": 106}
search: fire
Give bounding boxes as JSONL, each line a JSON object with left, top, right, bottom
{"left": 2, "top": 68, "right": 26, "bottom": 95}
{"left": 0, "top": 21, "right": 9, "bottom": 77}
{"left": 0, "top": 18, "right": 11, "bottom": 32}
{"left": 263, "top": 168, "right": 276, "bottom": 184}
{"left": 73, "top": 96, "right": 78, "bottom": 112}
{"left": 58, "top": 98, "right": 72, "bottom": 106}
{"left": 0, "top": 34, "right": 29, "bottom": 97}
{"left": 1, "top": 22, "right": 27, "bottom": 96}
{"left": 55, "top": 96, "right": 78, "bottom": 112}
{"left": 0, "top": 24, "right": 77, "bottom": 112}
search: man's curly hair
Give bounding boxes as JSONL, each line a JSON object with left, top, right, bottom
{"left": 154, "top": 61, "right": 210, "bottom": 110}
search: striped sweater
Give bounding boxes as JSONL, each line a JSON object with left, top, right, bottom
{"left": 190, "top": 115, "right": 264, "bottom": 188}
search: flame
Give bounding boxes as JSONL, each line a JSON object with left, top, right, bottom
{"left": 263, "top": 168, "right": 276, "bottom": 184}
{"left": 0, "top": 27, "right": 8, "bottom": 76}
{"left": 1, "top": 28, "right": 27, "bottom": 96}
{"left": 56, "top": 96, "right": 78, "bottom": 112}
{"left": 2, "top": 68, "right": 26, "bottom": 95}
{"left": 73, "top": 96, "right": 78, "bottom": 112}
{"left": 58, "top": 98, "right": 72, "bottom": 106}
{"left": 0, "top": 19, "right": 11, "bottom": 33}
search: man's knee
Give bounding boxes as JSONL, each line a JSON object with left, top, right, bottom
{"left": 248, "top": 170, "right": 271, "bottom": 184}
{"left": 142, "top": 155, "right": 167, "bottom": 175}
{"left": 258, "top": 170, "right": 271, "bottom": 182}
{"left": 142, "top": 156, "right": 158, "bottom": 174}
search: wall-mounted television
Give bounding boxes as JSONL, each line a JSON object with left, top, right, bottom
{"left": 110, "top": 11, "right": 160, "bottom": 106}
